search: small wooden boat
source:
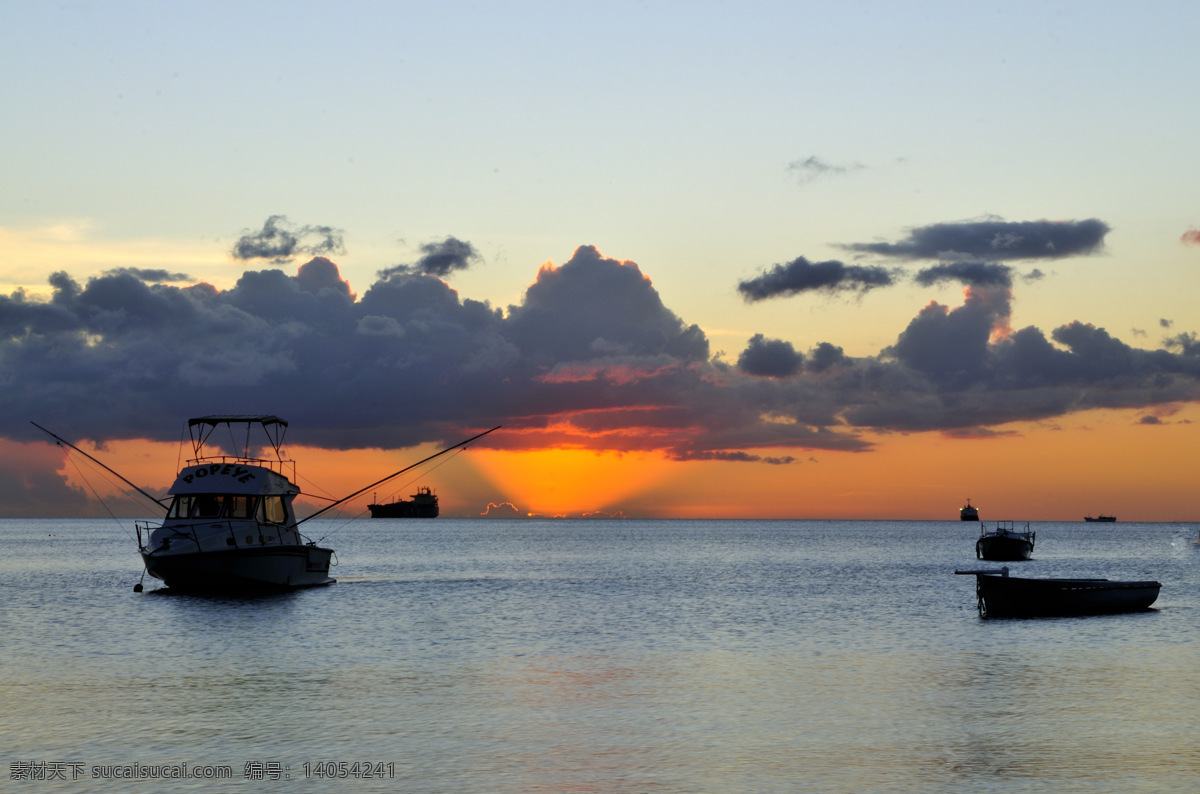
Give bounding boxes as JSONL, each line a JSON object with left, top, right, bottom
{"left": 975, "top": 521, "right": 1035, "bottom": 561}
{"left": 955, "top": 567, "right": 1161, "bottom": 618}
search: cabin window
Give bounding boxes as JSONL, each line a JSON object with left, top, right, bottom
{"left": 194, "top": 495, "right": 222, "bottom": 518}
{"left": 259, "top": 496, "right": 287, "bottom": 524}
{"left": 168, "top": 495, "right": 194, "bottom": 518}
{"left": 226, "top": 496, "right": 255, "bottom": 519}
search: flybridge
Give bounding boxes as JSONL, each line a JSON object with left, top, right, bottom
{"left": 186, "top": 415, "right": 293, "bottom": 480}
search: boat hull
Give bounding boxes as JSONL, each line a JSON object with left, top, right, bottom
{"left": 976, "top": 534, "right": 1034, "bottom": 561}
{"left": 368, "top": 501, "right": 438, "bottom": 518}
{"left": 975, "top": 575, "right": 1160, "bottom": 618}
{"left": 142, "top": 545, "right": 335, "bottom": 591}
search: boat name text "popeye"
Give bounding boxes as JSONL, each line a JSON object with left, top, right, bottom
{"left": 181, "top": 464, "right": 257, "bottom": 484}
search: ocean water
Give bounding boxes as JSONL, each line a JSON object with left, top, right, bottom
{"left": 4, "top": 517, "right": 1199, "bottom": 793}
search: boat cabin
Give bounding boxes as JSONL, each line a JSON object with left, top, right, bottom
{"left": 166, "top": 493, "right": 290, "bottom": 525}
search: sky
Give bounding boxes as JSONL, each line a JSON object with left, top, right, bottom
{"left": 2, "top": 1, "right": 1199, "bottom": 520}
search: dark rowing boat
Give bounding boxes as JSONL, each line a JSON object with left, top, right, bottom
{"left": 954, "top": 567, "right": 1161, "bottom": 618}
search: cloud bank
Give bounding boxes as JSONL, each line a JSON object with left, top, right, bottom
{"left": 3, "top": 230, "right": 1199, "bottom": 499}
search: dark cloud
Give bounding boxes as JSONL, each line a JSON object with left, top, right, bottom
{"left": 4, "top": 240, "right": 1200, "bottom": 512}
{"left": 844, "top": 218, "right": 1110, "bottom": 261}
{"left": 379, "top": 236, "right": 480, "bottom": 279}
{"left": 914, "top": 262, "right": 1013, "bottom": 288}
{"left": 738, "top": 256, "right": 895, "bottom": 301}
{"left": 506, "top": 245, "right": 708, "bottom": 365}
{"left": 232, "top": 215, "right": 346, "bottom": 263}
{"left": 1166, "top": 332, "right": 1199, "bottom": 356}
{"left": 787, "top": 156, "right": 865, "bottom": 185}
{"left": 671, "top": 450, "right": 797, "bottom": 464}
{"left": 737, "top": 334, "right": 803, "bottom": 378}
{"left": 102, "top": 268, "right": 193, "bottom": 283}
{"left": 886, "top": 286, "right": 1012, "bottom": 388}
{"left": 807, "top": 342, "right": 847, "bottom": 372}
{"left": 413, "top": 237, "right": 479, "bottom": 277}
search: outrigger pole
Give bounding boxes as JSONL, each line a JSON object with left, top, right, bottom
{"left": 30, "top": 421, "right": 170, "bottom": 508}
{"left": 296, "top": 425, "right": 501, "bottom": 525}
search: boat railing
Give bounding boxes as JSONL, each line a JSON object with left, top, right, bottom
{"left": 981, "top": 521, "right": 1033, "bottom": 538}
{"left": 186, "top": 454, "right": 296, "bottom": 482}
{"left": 138, "top": 519, "right": 291, "bottom": 553}
{"left": 137, "top": 519, "right": 205, "bottom": 553}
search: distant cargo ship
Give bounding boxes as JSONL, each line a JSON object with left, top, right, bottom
{"left": 368, "top": 486, "right": 439, "bottom": 518}
{"left": 960, "top": 499, "right": 979, "bottom": 521}
{"left": 1084, "top": 515, "right": 1117, "bottom": 523}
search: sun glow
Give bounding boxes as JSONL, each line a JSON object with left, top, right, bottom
{"left": 31, "top": 401, "right": 1200, "bottom": 521}
{"left": 469, "top": 448, "right": 677, "bottom": 517}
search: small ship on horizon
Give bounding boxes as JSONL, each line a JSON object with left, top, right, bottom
{"left": 368, "top": 485, "right": 439, "bottom": 518}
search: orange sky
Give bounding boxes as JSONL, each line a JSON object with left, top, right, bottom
{"left": 44, "top": 402, "right": 1199, "bottom": 522}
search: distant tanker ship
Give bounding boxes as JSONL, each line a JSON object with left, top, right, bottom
{"left": 368, "top": 486, "right": 439, "bottom": 518}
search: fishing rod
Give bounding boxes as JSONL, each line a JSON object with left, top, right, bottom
{"left": 295, "top": 425, "right": 501, "bottom": 526}
{"left": 30, "top": 421, "right": 169, "bottom": 509}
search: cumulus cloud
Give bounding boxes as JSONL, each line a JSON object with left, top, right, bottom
{"left": 4, "top": 236, "right": 1200, "bottom": 512}
{"left": 787, "top": 156, "right": 866, "bottom": 185}
{"left": 807, "top": 342, "right": 848, "bottom": 372}
{"left": 737, "top": 334, "right": 803, "bottom": 377}
{"left": 1165, "top": 332, "right": 1199, "bottom": 356}
{"left": 844, "top": 217, "right": 1110, "bottom": 261}
{"left": 1181, "top": 229, "right": 1200, "bottom": 246}
{"left": 232, "top": 215, "right": 346, "bottom": 263}
{"left": 479, "top": 502, "right": 523, "bottom": 517}
{"left": 738, "top": 256, "right": 895, "bottom": 301}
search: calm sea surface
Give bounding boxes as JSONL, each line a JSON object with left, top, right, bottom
{"left": 4, "top": 518, "right": 1199, "bottom": 792}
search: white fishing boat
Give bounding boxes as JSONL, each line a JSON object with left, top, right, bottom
{"left": 137, "top": 415, "right": 334, "bottom": 591}
{"left": 33, "top": 417, "right": 500, "bottom": 593}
